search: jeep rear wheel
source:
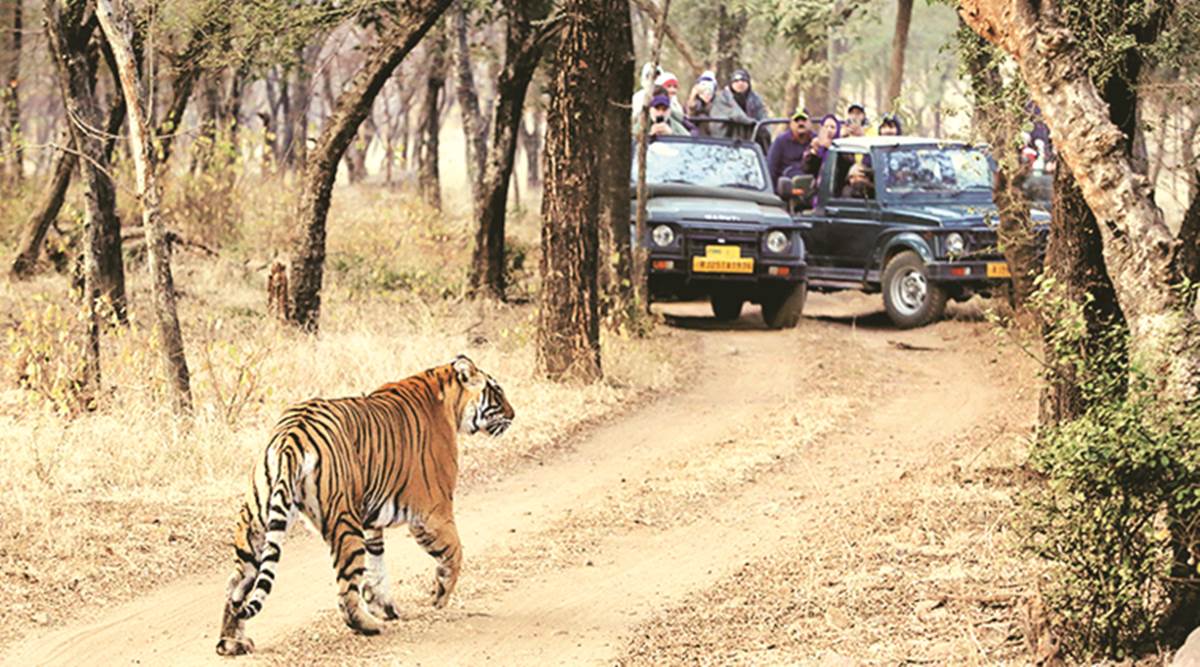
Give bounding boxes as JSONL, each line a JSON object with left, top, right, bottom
{"left": 710, "top": 294, "right": 744, "bottom": 321}
{"left": 760, "top": 283, "right": 807, "bottom": 329}
{"left": 882, "top": 251, "right": 947, "bottom": 329}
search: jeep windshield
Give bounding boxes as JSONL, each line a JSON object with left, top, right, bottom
{"left": 882, "top": 146, "right": 992, "bottom": 198}
{"left": 635, "top": 140, "right": 767, "bottom": 191}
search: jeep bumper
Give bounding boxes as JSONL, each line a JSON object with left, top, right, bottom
{"left": 648, "top": 256, "right": 806, "bottom": 301}
{"left": 926, "top": 259, "right": 1011, "bottom": 283}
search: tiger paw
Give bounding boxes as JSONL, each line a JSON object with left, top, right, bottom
{"left": 215, "top": 636, "right": 255, "bottom": 656}
{"left": 367, "top": 598, "right": 402, "bottom": 621}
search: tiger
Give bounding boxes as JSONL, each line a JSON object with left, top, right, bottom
{"left": 215, "top": 355, "right": 514, "bottom": 656}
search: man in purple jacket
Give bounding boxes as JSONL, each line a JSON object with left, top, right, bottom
{"left": 766, "top": 110, "right": 814, "bottom": 184}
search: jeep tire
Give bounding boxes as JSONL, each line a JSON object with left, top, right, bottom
{"left": 882, "top": 250, "right": 947, "bottom": 329}
{"left": 710, "top": 293, "right": 744, "bottom": 321}
{"left": 760, "top": 283, "right": 807, "bottom": 329}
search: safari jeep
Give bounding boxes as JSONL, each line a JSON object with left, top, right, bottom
{"left": 780, "top": 136, "right": 1048, "bottom": 329}
{"left": 634, "top": 134, "right": 808, "bottom": 328}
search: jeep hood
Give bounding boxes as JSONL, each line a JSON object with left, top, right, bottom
{"left": 886, "top": 203, "right": 999, "bottom": 228}
{"left": 646, "top": 196, "right": 792, "bottom": 226}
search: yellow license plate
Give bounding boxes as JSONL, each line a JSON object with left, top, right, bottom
{"left": 986, "top": 262, "right": 1011, "bottom": 278}
{"left": 693, "top": 257, "right": 755, "bottom": 273}
{"left": 693, "top": 245, "right": 753, "bottom": 274}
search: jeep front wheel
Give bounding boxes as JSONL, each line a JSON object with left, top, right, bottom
{"left": 710, "top": 293, "right": 744, "bottom": 321}
{"left": 882, "top": 251, "right": 947, "bottom": 329}
{"left": 760, "top": 283, "right": 807, "bottom": 329}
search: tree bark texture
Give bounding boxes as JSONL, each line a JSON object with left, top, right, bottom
{"left": 417, "top": 25, "right": 447, "bottom": 210}
{"left": 885, "top": 0, "right": 913, "bottom": 112}
{"left": 288, "top": 0, "right": 454, "bottom": 332}
{"left": 632, "top": 0, "right": 670, "bottom": 313}
{"left": 44, "top": 0, "right": 127, "bottom": 324}
{"left": 3, "top": 0, "right": 22, "bottom": 183}
{"left": 598, "top": 0, "right": 634, "bottom": 318}
{"left": 96, "top": 0, "right": 193, "bottom": 413}
{"left": 539, "top": 0, "right": 618, "bottom": 382}
{"left": 960, "top": 0, "right": 1200, "bottom": 403}
{"left": 452, "top": 1, "right": 487, "bottom": 204}
{"left": 1040, "top": 162, "right": 1125, "bottom": 425}
{"left": 467, "top": 0, "right": 554, "bottom": 299}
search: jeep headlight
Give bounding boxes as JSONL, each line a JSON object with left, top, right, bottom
{"left": 945, "top": 232, "right": 965, "bottom": 256}
{"left": 766, "top": 230, "right": 790, "bottom": 254}
{"left": 652, "top": 224, "right": 674, "bottom": 247}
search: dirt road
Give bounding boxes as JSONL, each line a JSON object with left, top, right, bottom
{"left": 2, "top": 293, "right": 1035, "bottom": 665}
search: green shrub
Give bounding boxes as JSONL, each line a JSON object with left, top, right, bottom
{"left": 1025, "top": 278, "right": 1200, "bottom": 659}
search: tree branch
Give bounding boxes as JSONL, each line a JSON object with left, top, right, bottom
{"left": 629, "top": 0, "right": 701, "bottom": 75}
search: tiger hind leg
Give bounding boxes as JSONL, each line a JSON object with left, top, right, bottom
{"left": 362, "top": 529, "right": 401, "bottom": 621}
{"left": 328, "top": 515, "right": 384, "bottom": 635}
{"left": 216, "top": 504, "right": 261, "bottom": 656}
{"left": 410, "top": 512, "right": 462, "bottom": 609}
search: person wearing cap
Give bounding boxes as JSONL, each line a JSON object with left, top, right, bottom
{"left": 878, "top": 113, "right": 902, "bottom": 136}
{"left": 845, "top": 102, "right": 868, "bottom": 138}
{"left": 632, "top": 94, "right": 688, "bottom": 137}
{"left": 766, "top": 110, "right": 814, "bottom": 184}
{"left": 710, "top": 68, "right": 768, "bottom": 142}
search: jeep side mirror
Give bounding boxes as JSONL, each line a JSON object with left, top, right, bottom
{"left": 777, "top": 175, "right": 814, "bottom": 202}
{"left": 777, "top": 176, "right": 793, "bottom": 201}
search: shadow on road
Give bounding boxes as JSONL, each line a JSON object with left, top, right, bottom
{"left": 807, "top": 310, "right": 895, "bottom": 331}
{"left": 661, "top": 313, "right": 773, "bottom": 331}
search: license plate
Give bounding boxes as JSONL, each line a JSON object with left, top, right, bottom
{"left": 986, "top": 262, "right": 1011, "bottom": 278}
{"left": 693, "top": 245, "right": 754, "bottom": 274}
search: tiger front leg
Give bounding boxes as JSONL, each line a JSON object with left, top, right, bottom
{"left": 216, "top": 510, "right": 260, "bottom": 656}
{"left": 409, "top": 513, "right": 462, "bottom": 609}
{"left": 362, "top": 529, "right": 401, "bottom": 621}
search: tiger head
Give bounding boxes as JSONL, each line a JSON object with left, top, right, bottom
{"left": 452, "top": 355, "right": 514, "bottom": 437}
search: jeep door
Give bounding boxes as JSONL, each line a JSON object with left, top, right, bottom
{"left": 809, "top": 149, "right": 882, "bottom": 269}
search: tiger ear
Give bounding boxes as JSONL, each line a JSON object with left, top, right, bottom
{"left": 452, "top": 355, "right": 482, "bottom": 387}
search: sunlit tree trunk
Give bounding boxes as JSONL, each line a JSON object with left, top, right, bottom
{"left": 96, "top": 0, "right": 193, "bottom": 413}
{"left": 416, "top": 25, "right": 447, "bottom": 210}
{"left": 538, "top": 0, "right": 618, "bottom": 382}
{"left": 452, "top": 1, "right": 487, "bottom": 203}
{"left": 884, "top": 0, "right": 913, "bottom": 112}
{"left": 2, "top": 0, "right": 22, "bottom": 183}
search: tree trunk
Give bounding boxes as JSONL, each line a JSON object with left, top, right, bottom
{"left": 96, "top": 0, "right": 192, "bottom": 413}
{"left": 1040, "top": 162, "right": 1125, "bottom": 424}
{"left": 284, "top": 45, "right": 319, "bottom": 171}
{"left": 538, "top": 0, "right": 613, "bottom": 383}
{"left": 960, "top": 25, "right": 1038, "bottom": 309}
{"left": 9, "top": 90, "right": 126, "bottom": 278}
{"left": 452, "top": 1, "right": 487, "bottom": 204}
{"left": 783, "top": 49, "right": 804, "bottom": 117}
{"left": 710, "top": 5, "right": 747, "bottom": 84}
{"left": 885, "top": 0, "right": 913, "bottom": 112}
{"left": 467, "top": 0, "right": 554, "bottom": 300}
{"left": 598, "top": 0, "right": 634, "bottom": 319}
{"left": 961, "top": 0, "right": 1200, "bottom": 404}
{"left": 2, "top": 0, "right": 22, "bottom": 183}
{"left": 44, "top": 0, "right": 127, "bottom": 324}
{"left": 416, "top": 27, "right": 447, "bottom": 210}
{"left": 519, "top": 111, "right": 541, "bottom": 190}
{"left": 802, "top": 40, "right": 829, "bottom": 115}
{"left": 287, "top": 1, "right": 453, "bottom": 332}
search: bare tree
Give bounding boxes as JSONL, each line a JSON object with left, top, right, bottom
{"left": 598, "top": 0, "right": 634, "bottom": 319}
{"left": 416, "top": 24, "right": 448, "bottom": 210}
{"left": 2, "top": 0, "right": 22, "bottom": 183}
{"left": 630, "top": 0, "right": 701, "bottom": 75}
{"left": 710, "top": 5, "right": 747, "bottom": 84}
{"left": 452, "top": 0, "right": 487, "bottom": 201}
{"left": 467, "top": 0, "right": 555, "bottom": 299}
{"left": 288, "top": 0, "right": 454, "bottom": 332}
{"left": 95, "top": 0, "right": 192, "bottom": 413}
{"left": 884, "top": 0, "right": 913, "bottom": 112}
{"left": 538, "top": 0, "right": 623, "bottom": 382}
{"left": 44, "top": 0, "right": 128, "bottom": 341}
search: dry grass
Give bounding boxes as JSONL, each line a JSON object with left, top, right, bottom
{"left": 0, "top": 178, "right": 689, "bottom": 649}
